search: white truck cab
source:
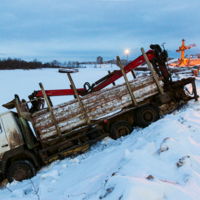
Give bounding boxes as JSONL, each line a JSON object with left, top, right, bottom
{"left": 0, "top": 111, "right": 24, "bottom": 163}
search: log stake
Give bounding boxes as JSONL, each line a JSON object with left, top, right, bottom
{"left": 141, "top": 48, "right": 164, "bottom": 95}
{"left": 131, "top": 69, "right": 136, "bottom": 79}
{"left": 39, "top": 83, "right": 62, "bottom": 137}
{"left": 117, "top": 56, "right": 137, "bottom": 106}
{"left": 67, "top": 73, "right": 91, "bottom": 125}
{"left": 191, "top": 78, "right": 198, "bottom": 101}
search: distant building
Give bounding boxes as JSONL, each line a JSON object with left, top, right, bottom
{"left": 106, "top": 59, "right": 129, "bottom": 66}
{"left": 97, "top": 56, "right": 103, "bottom": 64}
{"left": 106, "top": 59, "right": 117, "bottom": 64}
{"left": 116, "top": 59, "right": 129, "bottom": 67}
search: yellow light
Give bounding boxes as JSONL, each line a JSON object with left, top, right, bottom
{"left": 125, "top": 49, "right": 129, "bottom": 54}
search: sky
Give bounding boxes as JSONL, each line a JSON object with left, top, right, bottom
{"left": 0, "top": 0, "right": 200, "bottom": 63}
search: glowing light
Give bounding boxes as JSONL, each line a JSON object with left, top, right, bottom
{"left": 125, "top": 49, "right": 129, "bottom": 55}
{"left": 125, "top": 49, "right": 130, "bottom": 61}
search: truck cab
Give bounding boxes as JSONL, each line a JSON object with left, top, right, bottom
{"left": 0, "top": 111, "right": 39, "bottom": 182}
{"left": 0, "top": 111, "right": 24, "bottom": 163}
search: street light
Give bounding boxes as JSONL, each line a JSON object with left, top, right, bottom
{"left": 125, "top": 49, "right": 129, "bottom": 61}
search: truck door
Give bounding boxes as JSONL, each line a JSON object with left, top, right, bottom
{"left": 0, "top": 117, "right": 10, "bottom": 159}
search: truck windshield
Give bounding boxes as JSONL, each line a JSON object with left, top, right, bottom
{"left": 14, "top": 114, "right": 37, "bottom": 140}
{"left": 14, "top": 115, "right": 23, "bottom": 133}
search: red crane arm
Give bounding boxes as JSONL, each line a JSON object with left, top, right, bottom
{"left": 92, "top": 50, "right": 155, "bottom": 92}
{"left": 35, "top": 50, "right": 155, "bottom": 97}
{"left": 36, "top": 88, "right": 86, "bottom": 97}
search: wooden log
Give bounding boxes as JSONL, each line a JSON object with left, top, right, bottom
{"left": 32, "top": 75, "right": 155, "bottom": 117}
{"left": 33, "top": 76, "right": 157, "bottom": 124}
{"left": 40, "top": 89, "right": 160, "bottom": 140}
{"left": 33, "top": 78, "right": 160, "bottom": 129}
{"left": 32, "top": 75, "right": 164, "bottom": 140}
{"left": 37, "top": 84, "right": 161, "bottom": 139}
{"left": 35, "top": 80, "right": 162, "bottom": 132}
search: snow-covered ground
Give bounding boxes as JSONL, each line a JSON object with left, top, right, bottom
{"left": 79, "top": 63, "right": 119, "bottom": 69}
{"left": 58, "top": 63, "right": 119, "bottom": 69}
{"left": 1, "top": 67, "right": 200, "bottom": 200}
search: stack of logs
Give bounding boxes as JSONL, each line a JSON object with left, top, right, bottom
{"left": 32, "top": 75, "right": 164, "bottom": 140}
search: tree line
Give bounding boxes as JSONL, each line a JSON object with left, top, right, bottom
{"left": 0, "top": 58, "right": 61, "bottom": 70}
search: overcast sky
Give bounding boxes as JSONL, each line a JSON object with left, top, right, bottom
{"left": 0, "top": 0, "right": 199, "bottom": 62}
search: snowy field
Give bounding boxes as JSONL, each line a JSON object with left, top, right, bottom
{"left": 1, "top": 67, "right": 200, "bottom": 200}
{"left": 79, "top": 63, "right": 119, "bottom": 69}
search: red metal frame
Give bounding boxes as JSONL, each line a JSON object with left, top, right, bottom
{"left": 36, "top": 50, "right": 155, "bottom": 97}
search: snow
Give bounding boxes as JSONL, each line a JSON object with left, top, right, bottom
{"left": 0, "top": 67, "right": 200, "bottom": 199}
{"left": 79, "top": 63, "right": 119, "bottom": 69}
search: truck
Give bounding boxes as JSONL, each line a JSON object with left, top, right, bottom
{"left": 0, "top": 44, "right": 198, "bottom": 183}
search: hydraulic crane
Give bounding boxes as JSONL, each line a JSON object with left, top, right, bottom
{"left": 32, "top": 45, "right": 170, "bottom": 98}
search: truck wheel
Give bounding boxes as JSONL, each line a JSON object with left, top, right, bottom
{"left": 7, "top": 160, "right": 36, "bottom": 183}
{"left": 109, "top": 121, "right": 133, "bottom": 139}
{"left": 136, "top": 105, "right": 159, "bottom": 127}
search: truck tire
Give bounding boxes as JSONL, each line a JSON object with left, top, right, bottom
{"left": 7, "top": 160, "right": 36, "bottom": 183}
{"left": 136, "top": 105, "right": 159, "bottom": 127}
{"left": 109, "top": 121, "right": 133, "bottom": 139}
